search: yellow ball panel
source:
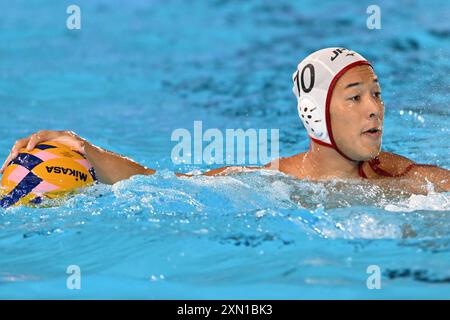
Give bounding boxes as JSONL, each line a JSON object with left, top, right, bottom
{"left": 32, "top": 158, "right": 94, "bottom": 190}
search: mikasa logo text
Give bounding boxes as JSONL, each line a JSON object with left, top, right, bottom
{"left": 46, "top": 166, "right": 88, "bottom": 182}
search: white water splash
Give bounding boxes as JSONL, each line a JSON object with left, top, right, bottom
{"left": 384, "top": 192, "right": 450, "bottom": 212}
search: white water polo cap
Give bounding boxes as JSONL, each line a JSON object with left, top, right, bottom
{"left": 292, "top": 47, "right": 372, "bottom": 154}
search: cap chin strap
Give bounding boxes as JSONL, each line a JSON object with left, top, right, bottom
{"left": 310, "top": 137, "right": 358, "bottom": 162}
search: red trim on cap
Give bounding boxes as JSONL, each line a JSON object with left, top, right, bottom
{"left": 324, "top": 60, "right": 372, "bottom": 162}
{"left": 310, "top": 136, "right": 333, "bottom": 148}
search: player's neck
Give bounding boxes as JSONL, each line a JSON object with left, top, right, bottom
{"left": 302, "top": 141, "right": 361, "bottom": 179}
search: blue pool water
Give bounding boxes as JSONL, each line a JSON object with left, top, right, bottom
{"left": 1, "top": 0, "right": 449, "bottom": 299}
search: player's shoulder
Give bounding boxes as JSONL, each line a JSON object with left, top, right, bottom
{"left": 264, "top": 153, "right": 307, "bottom": 177}
{"left": 364, "top": 151, "right": 415, "bottom": 178}
{"left": 377, "top": 151, "right": 414, "bottom": 167}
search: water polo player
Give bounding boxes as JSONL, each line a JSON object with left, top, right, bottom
{"left": 1, "top": 47, "right": 449, "bottom": 193}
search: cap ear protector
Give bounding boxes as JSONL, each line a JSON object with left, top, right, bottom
{"left": 292, "top": 47, "right": 372, "bottom": 161}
